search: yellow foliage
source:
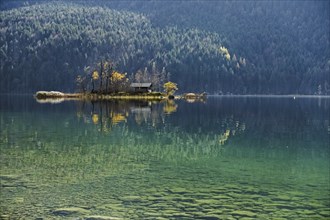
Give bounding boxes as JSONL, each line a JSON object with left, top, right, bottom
{"left": 111, "top": 71, "right": 126, "bottom": 82}
{"left": 219, "top": 46, "right": 229, "bottom": 55}
{"left": 103, "top": 61, "right": 109, "bottom": 69}
{"left": 163, "top": 100, "right": 177, "bottom": 114}
{"left": 225, "top": 129, "right": 230, "bottom": 137}
{"left": 92, "top": 71, "right": 99, "bottom": 80}
{"left": 225, "top": 53, "right": 231, "bottom": 61}
{"left": 92, "top": 113, "right": 99, "bottom": 124}
{"left": 219, "top": 46, "right": 231, "bottom": 61}
{"left": 111, "top": 113, "right": 126, "bottom": 125}
{"left": 163, "top": 81, "right": 178, "bottom": 95}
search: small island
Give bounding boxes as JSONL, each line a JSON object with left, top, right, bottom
{"left": 35, "top": 60, "right": 206, "bottom": 102}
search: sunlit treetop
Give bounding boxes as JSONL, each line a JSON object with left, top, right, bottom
{"left": 92, "top": 71, "right": 99, "bottom": 80}
{"left": 163, "top": 81, "right": 178, "bottom": 95}
{"left": 111, "top": 71, "right": 126, "bottom": 82}
{"left": 219, "top": 46, "right": 231, "bottom": 61}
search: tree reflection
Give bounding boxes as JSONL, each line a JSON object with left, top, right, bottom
{"left": 1, "top": 96, "right": 329, "bottom": 186}
{"left": 76, "top": 100, "right": 179, "bottom": 132}
{"left": 75, "top": 99, "right": 251, "bottom": 149}
{"left": 163, "top": 100, "right": 178, "bottom": 114}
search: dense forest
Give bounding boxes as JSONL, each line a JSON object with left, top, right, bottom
{"left": 0, "top": 0, "right": 329, "bottom": 94}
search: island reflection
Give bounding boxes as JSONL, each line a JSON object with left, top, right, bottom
{"left": 76, "top": 99, "right": 178, "bottom": 129}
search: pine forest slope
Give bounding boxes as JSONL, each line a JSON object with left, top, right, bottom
{"left": 0, "top": 1, "right": 329, "bottom": 94}
{"left": 104, "top": 0, "right": 330, "bottom": 95}
{"left": 0, "top": 2, "right": 239, "bottom": 93}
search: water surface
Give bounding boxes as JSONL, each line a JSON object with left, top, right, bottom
{"left": 0, "top": 95, "right": 329, "bottom": 219}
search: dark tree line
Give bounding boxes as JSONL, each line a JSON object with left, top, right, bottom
{"left": 1, "top": 2, "right": 238, "bottom": 94}
{"left": 92, "top": 0, "right": 330, "bottom": 95}
{"left": 0, "top": 1, "right": 329, "bottom": 94}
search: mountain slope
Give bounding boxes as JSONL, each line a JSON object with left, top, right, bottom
{"left": 1, "top": 1, "right": 329, "bottom": 94}
{"left": 1, "top": 2, "right": 237, "bottom": 93}
{"left": 101, "top": 0, "right": 330, "bottom": 94}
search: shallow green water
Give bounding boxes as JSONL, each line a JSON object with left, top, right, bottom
{"left": 0, "top": 95, "right": 329, "bottom": 219}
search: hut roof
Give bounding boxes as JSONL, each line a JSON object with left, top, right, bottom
{"left": 130, "top": 83, "right": 152, "bottom": 88}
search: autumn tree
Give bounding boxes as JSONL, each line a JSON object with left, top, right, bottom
{"left": 163, "top": 81, "right": 178, "bottom": 96}
{"left": 92, "top": 70, "right": 99, "bottom": 92}
{"left": 111, "top": 71, "right": 128, "bottom": 92}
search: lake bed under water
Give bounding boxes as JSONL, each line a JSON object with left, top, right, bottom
{"left": 0, "top": 95, "right": 329, "bottom": 219}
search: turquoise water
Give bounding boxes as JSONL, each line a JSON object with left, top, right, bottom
{"left": 0, "top": 95, "right": 329, "bottom": 219}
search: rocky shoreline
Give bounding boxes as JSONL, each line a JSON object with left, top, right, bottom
{"left": 34, "top": 91, "right": 207, "bottom": 103}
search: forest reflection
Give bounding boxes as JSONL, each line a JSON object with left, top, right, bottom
{"left": 76, "top": 100, "right": 178, "bottom": 132}
{"left": 73, "top": 99, "right": 248, "bottom": 147}
{"left": 1, "top": 96, "right": 329, "bottom": 186}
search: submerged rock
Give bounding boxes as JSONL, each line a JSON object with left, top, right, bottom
{"left": 52, "top": 207, "right": 90, "bottom": 216}
{"left": 195, "top": 215, "right": 220, "bottom": 220}
{"left": 297, "top": 210, "right": 316, "bottom": 215}
{"left": 0, "top": 215, "right": 10, "bottom": 220}
{"left": 85, "top": 215, "right": 122, "bottom": 220}
{"left": 0, "top": 174, "right": 22, "bottom": 180}
{"left": 0, "top": 174, "right": 30, "bottom": 188}
{"left": 273, "top": 195, "right": 292, "bottom": 201}
{"left": 231, "top": 210, "right": 257, "bottom": 217}
{"left": 319, "top": 210, "right": 330, "bottom": 217}
{"left": 121, "top": 195, "right": 142, "bottom": 202}
{"left": 169, "top": 187, "right": 188, "bottom": 194}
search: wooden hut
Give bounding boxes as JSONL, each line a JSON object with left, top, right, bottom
{"left": 130, "top": 83, "right": 152, "bottom": 93}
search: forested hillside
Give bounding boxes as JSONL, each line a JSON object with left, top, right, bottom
{"left": 1, "top": 3, "right": 238, "bottom": 93}
{"left": 0, "top": 0, "right": 329, "bottom": 94}
{"left": 103, "top": 0, "right": 330, "bottom": 95}
{"left": 1, "top": 3, "right": 237, "bottom": 91}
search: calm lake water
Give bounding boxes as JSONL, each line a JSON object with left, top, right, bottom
{"left": 0, "top": 95, "right": 329, "bottom": 219}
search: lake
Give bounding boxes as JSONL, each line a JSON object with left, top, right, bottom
{"left": 0, "top": 95, "right": 329, "bottom": 219}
